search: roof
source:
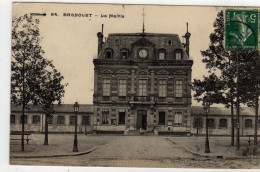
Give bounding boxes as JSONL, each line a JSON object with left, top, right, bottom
{"left": 11, "top": 104, "right": 258, "bottom": 117}
{"left": 98, "top": 32, "right": 189, "bottom": 60}
{"left": 191, "top": 106, "right": 256, "bottom": 116}
{"left": 11, "top": 104, "right": 93, "bottom": 113}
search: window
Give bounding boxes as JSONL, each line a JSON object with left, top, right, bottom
{"left": 168, "top": 40, "right": 173, "bottom": 45}
{"left": 158, "top": 79, "right": 167, "bottom": 97}
{"left": 82, "top": 115, "right": 90, "bottom": 125}
{"left": 207, "top": 119, "right": 215, "bottom": 128}
{"left": 20, "top": 115, "right": 27, "bottom": 124}
{"left": 158, "top": 49, "right": 166, "bottom": 60}
{"left": 105, "top": 49, "right": 113, "bottom": 59}
{"left": 33, "top": 115, "right": 40, "bottom": 124}
{"left": 158, "top": 112, "right": 166, "bottom": 125}
{"left": 10, "top": 115, "right": 15, "bottom": 124}
{"left": 47, "top": 116, "right": 53, "bottom": 125}
{"left": 175, "top": 80, "right": 183, "bottom": 97}
{"left": 138, "top": 79, "right": 147, "bottom": 96}
{"left": 121, "top": 49, "right": 128, "bottom": 59}
{"left": 103, "top": 78, "right": 111, "bottom": 96}
{"left": 175, "top": 50, "right": 183, "bottom": 60}
{"left": 57, "top": 116, "right": 65, "bottom": 125}
{"left": 118, "top": 111, "right": 125, "bottom": 125}
{"left": 115, "top": 39, "right": 120, "bottom": 46}
{"left": 219, "top": 119, "right": 227, "bottom": 128}
{"left": 174, "top": 111, "right": 183, "bottom": 126}
{"left": 245, "top": 119, "right": 252, "bottom": 128}
{"left": 70, "top": 116, "right": 76, "bottom": 125}
{"left": 258, "top": 119, "right": 260, "bottom": 128}
{"left": 193, "top": 116, "right": 203, "bottom": 128}
{"left": 119, "top": 79, "right": 127, "bottom": 96}
{"left": 102, "top": 110, "right": 109, "bottom": 124}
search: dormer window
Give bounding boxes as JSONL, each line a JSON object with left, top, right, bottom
{"left": 105, "top": 48, "right": 113, "bottom": 59}
{"left": 175, "top": 49, "right": 183, "bottom": 60}
{"left": 158, "top": 49, "right": 166, "bottom": 60}
{"left": 121, "top": 49, "right": 129, "bottom": 59}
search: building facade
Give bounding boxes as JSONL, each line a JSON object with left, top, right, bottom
{"left": 93, "top": 28, "right": 193, "bottom": 133}
{"left": 10, "top": 104, "right": 93, "bottom": 134}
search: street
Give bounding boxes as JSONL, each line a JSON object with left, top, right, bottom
{"left": 10, "top": 135, "right": 260, "bottom": 168}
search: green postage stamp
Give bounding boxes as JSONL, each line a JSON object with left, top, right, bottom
{"left": 225, "top": 9, "right": 259, "bottom": 50}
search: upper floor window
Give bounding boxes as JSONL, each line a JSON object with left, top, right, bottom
{"left": 105, "top": 49, "right": 113, "bottom": 59}
{"left": 10, "top": 115, "right": 15, "bottom": 124}
{"left": 158, "top": 79, "right": 166, "bottom": 97}
{"left": 115, "top": 39, "right": 120, "bottom": 46}
{"left": 175, "top": 49, "right": 183, "bottom": 60}
{"left": 175, "top": 80, "right": 183, "bottom": 98}
{"left": 121, "top": 49, "right": 129, "bottom": 59}
{"left": 138, "top": 79, "right": 147, "bottom": 96}
{"left": 119, "top": 79, "right": 127, "bottom": 97}
{"left": 158, "top": 49, "right": 166, "bottom": 60}
{"left": 70, "top": 116, "right": 76, "bottom": 125}
{"left": 103, "top": 78, "right": 111, "bottom": 96}
{"left": 47, "top": 116, "right": 53, "bottom": 125}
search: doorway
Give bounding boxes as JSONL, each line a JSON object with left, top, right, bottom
{"left": 137, "top": 110, "right": 147, "bottom": 130}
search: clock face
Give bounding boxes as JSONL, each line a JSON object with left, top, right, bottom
{"left": 138, "top": 49, "right": 148, "bottom": 58}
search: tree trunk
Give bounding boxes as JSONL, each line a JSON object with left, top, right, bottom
{"left": 254, "top": 92, "right": 259, "bottom": 145}
{"left": 231, "top": 101, "right": 234, "bottom": 146}
{"left": 44, "top": 114, "right": 48, "bottom": 145}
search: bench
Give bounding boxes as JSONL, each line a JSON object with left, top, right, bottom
{"left": 10, "top": 132, "right": 31, "bottom": 144}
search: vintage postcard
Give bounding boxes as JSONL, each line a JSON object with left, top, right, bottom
{"left": 9, "top": 2, "right": 260, "bottom": 169}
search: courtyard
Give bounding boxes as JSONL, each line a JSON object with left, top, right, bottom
{"left": 10, "top": 134, "right": 260, "bottom": 168}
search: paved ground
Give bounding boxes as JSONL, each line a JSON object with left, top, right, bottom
{"left": 10, "top": 135, "right": 260, "bottom": 168}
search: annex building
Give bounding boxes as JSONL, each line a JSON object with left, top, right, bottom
{"left": 92, "top": 26, "right": 193, "bottom": 134}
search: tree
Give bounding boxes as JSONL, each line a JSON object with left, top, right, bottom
{"left": 11, "top": 14, "right": 47, "bottom": 151}
{"left": 34, "top": 64, "right": 67, "bottom": 145}
{"left": 192, "top": 11, "right": 259, "bottom": 147}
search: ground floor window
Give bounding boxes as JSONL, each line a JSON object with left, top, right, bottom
{"left": 219, "top": 119, "right": 227, "bottom": 128}
{"left": 47, "top": 116, "right": 53, "bottom": 124}
{"left": 70, "top": 116, "right": 76, "bottom": 125}
{"left": 118, "top": 111, "right": 125, "bottom": 125}
{"left": 20, "top": 115, "right": 27, "bottom": 124}
{"left": 207, "top": 119, "right": 215, "bottom": 128}
{"left": 82, "top": 115, "right": 90, "bottom": 125}
{"left": 102, "top": 110, "right": 109, "bottom": 124}
{"left": 245, "top": 119, "right": 252, "bottom": 128}
{"left": 193, "top": 116, "right": 203, "bottom": 128}
{"left": 57, "top": 116, "right": 65, "bottom": 125}
{"left": 174, "top": 112, "right": 183, "bottom": 126}
{"left": 10, "top": 115, "right": 15, "bottom": 124}
{"left": 158, "top": 112, "right": 165, "bottom": 125}
{"left": 33, "top": 115, "right": 40, "bottom": 124}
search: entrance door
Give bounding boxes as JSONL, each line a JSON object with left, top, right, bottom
{"left": 137, "top": 110, "right": 147, "bottom": 130}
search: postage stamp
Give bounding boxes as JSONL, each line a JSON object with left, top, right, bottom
{"left": 225, "top": 9, "right": 259, "bottom": 50}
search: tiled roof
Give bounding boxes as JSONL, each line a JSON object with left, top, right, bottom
{"left": 99, "top": 32, "right": 188, "bottom": 60}
{"left": 11, "top": 104, "right": 93, "bottom": 113}
{"left": 191, "top": 106, "right": 256, "bottom": 116}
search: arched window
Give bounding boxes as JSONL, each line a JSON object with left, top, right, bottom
{"left": 105, "top": 48, "right": 113, "bottom": 59}
{"left": 120, "top": 49, "right": 129, "bottom": 59}
{"left": 174, "top": 49, "right": 183, "bottom": 60}
{"left": 158, "top": 49, "right": 166, "bottom": 60}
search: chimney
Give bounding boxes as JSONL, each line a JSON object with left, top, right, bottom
{"left": 97, "top": 24, "right": 104, "bottom": 55}
{"left": 184, "top": 22, "right": 191, "bottom": 57}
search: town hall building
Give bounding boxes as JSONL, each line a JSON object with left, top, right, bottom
{"left": 92, "top": 24, "right": 193, "bottom": 134}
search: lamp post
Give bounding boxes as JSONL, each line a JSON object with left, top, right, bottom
{"left": 203, "top": 96, "right": 211, "bottom": 153}
{"left": 73, "top": 102, "right": 79, "bottom": 152}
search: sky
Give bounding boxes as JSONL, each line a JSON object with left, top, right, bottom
{"left": 12, "top": 3, "right": 222, "bottom": 106}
